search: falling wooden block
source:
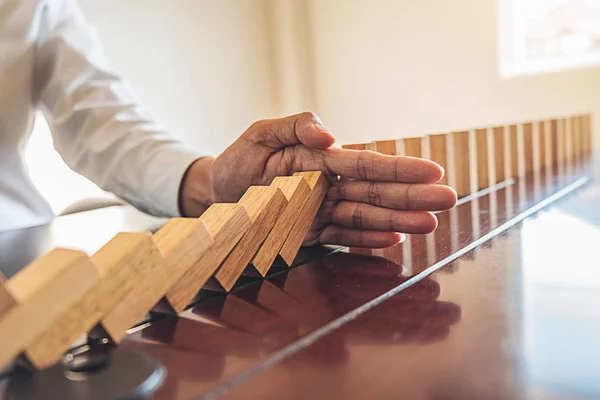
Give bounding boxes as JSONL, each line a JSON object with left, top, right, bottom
{"left": 523, "top": 122, "right": 534, "bottom": 174}
{"left": 428, "top": 133, "right": 448, "bottom": 185}
{"left": 374, "top": 140, "right": 398, "bottom": 155}
{"left": 25, "top": 232, "right": 175, "bottom": 368}
{"left": 451, "top": 131, "right": 471, "bottom": 198}
{"left": 279, "top": 171, "right": 329, "bottom": 266}
{"left": 508, "top": 124, "right": 519, "bottom": 177}
{"left": 403, "top": 137, "right": 422, "bottom": 157}
{"left": 252, "top": 176, "right": 311, "bottom": 275}
{"left": 474, "top": 128, "right": 489, "bottom": 190}
{"left": 0, "top": 249, "right": 101, "bottom": 370}
{"left": 0, "top": 276, "right": 15, "bottom": 320}
{"left": 165, "top": 204, "right": 251, "bottom": 313}
{"left": 214, "top": 186, "right": 288, "bottom": 291}
{"left": 492, "top": 126, "right": 506, "bottom": 183}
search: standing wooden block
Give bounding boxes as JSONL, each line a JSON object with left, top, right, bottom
{"left": 403, "top": 137, "right": 422, "bottom": 157}
{"left": 537, "top": 121, "right": 547, "bottom": 169}
{"left": 341, "top": 144, "right": 367, "bottom": 150}
{"left": 585, "top": 114, "right": 593, "bottom": 152}
{"left": 279, "top": 172, "right": 329, "bottom": 266}
{"left": 428, "top": 134, "right": 448, "bottom": 185}
{"left": 451, "top": 131, "right": 471, "bottom": 198}
{"left": 0, "top": 276, "right": 15, "bottom": 320}
{"left": 26, "top": 232, "right": 176, "bottom": 368}
{"left": 492, "top": 126, "right": 506, "bottom": 183}
{"left": 374, "top": 140, "right": 398, "bottom": 155}
{"left": 214, "top": 186, "right": 288, "bottom": 291}
{"left": 570, "top": 116, "right": 580, "bottom": 158}
{"left": 0, "top": 249, "right": 100, "bottom": 370}
{"left": 508, "top": 124, "right": 519, "bottom": 177}
{"left": 523, "top": 122, "right": 534, "bottom": 174}
{"left": 474, "top": 128, "right": 489, "bottom": 190}
{"left": 549, "top": 119, "right": 559, "bottom": 171}
{"left": 252, "top": 177, "right": 311, "bottom": 275}
{"left": 165, "top": 204, "right": 251, "bottom": 313}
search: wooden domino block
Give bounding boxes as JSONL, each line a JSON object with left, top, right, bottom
{"left": 0, "top": 249, "right": 100, "bottom": 369}
{"left": 403, "top": 137, "right": 422, "bottom": 157}
{"left": 214, "top": 186, "right": 288, "bottom": 291}
{"left": 252, "top": 176, "right": 311, "bottom": 275}
{"left": 341, "top": 144, "right": 367, "bottom": 150}
{"left": 0, "top": 276, "right": 15, "bottom": 320}
{"left": 492, "top": 126, "right": 506, "bottom": 183}
{"left": 571, "top": 116, "right": 580, "bottom": 158}
{"left": 537, "top": 121, "right": 547, "bottom": 170}
{"left": 165, "top": 204, "right": 251, "bottom": 313}
{"left": 549, "top": 119, "right": 559, "bottom": 171}
{"left": 428, "top": 134, "right": 448, "bottom": 185}
{"left": 374, "top": 140, "right": 398, "bottom": 155}
{"left": 585, "top": 114, "right": 593, "bottom": 151}
{"left": 474, "top": 128, "right": 489, "bottom": 190}
{"left": 279, "top": 171, "right": 329, "bottom": 266}
{"left": 451, "top": 131, "right": 471, "bottom": 197}
{"left": 523, "top": 122, "right": 534, "bottom": 174}
{"left": 26, "top": 232, "right": 173, "bottom": 368}
{"left": 508, "top": 124, "right": 519, "bottom": 177}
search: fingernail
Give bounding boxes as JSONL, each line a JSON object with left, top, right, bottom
{"left": 314, "top": 122, "right": 336, "bottom": 141}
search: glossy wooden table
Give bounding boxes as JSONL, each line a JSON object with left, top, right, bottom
{"left": 1, "top": 154, "right": 599, "bottom": 399}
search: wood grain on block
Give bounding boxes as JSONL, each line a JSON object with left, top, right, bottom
{"left": 26, "top": 232, "right": 168, "bottom": 368}
{"left": 166, "top": 204, "right": 251, "bottom": 313}
{"left": 523, "top": 122, "right": 534, "bottom": 173}
{"left": 428, "top": 134, "right": 448, "bottom": 185}
{"left": 341, "top": 144, "right": 366, "bottom": 150}
{"left": 403, "top": 137, "right": 422, "bottom": 157}
{"left": 0, "top": 276, "right": 14, "bottom": 320}
{"left": 214, "top": 186, "right": 288, "bottom": 291}
{"left": 374, "top": 140, "right": 397, "bottom": 155}
{"left": 474, "top": 128, "right": 489, "bottom": 190}
{"left": 508, "top": 125, "right": 519, "bottom": 177}
{"left": 252, "top": 176, "right": 311, "bottom": 275}
{"left": 550, "top": 119, "right": 559, "bottom": 171}
{"left": 0, "top": 249, "right": 100, "bottom": 369}
{"left": 451, "top": 131, "right": 471, "bottom": 198}
{"left": 537, "top": 121, "right": 547, "bottom": 169}
{"left": 279, "top": 172, "right": 329, "bottom": 266}
{"left": 492, "top": 126, "right": 506, "bottom": 183}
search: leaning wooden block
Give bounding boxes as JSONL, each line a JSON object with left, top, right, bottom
{"left": 451, "top": 131, "right": 472, "bottom": 197}
{"left": 279, "top": 171, "right": 329, "bottom": 266}
{"left": 0, "top": 249, "right": 100, "bottom": 370}
{"left": 252, "top": 176, "right": 311, "bottom": 275}
{"left": 474, "top": 128, "right": 489, "bottom": 190}
{"left": 26, "top": 226, "right": 208, "bottom": 368}
{"left": 214, "top": 186, "right": 288, "bottom": 291}
{"left": 428, "top": 133, "right": 448, "bottom": 185}
{"left": 165, "top": 204, "right": 251, "bottom": 313}
{"left": 0, "top": 276, "right": 15, "bottom": 319}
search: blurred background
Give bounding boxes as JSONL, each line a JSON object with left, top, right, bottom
{"left": 26, "top": 0, "right": 600, "bottom": 214}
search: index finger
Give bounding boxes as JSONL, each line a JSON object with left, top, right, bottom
{"left": 320, "top": 148, "right": 445, "bottom": 183}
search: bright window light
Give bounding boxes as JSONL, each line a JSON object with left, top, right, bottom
{"left": 498, "top": 0, "right": 600, "bottom": 77}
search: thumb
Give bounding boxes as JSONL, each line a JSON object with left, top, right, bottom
{"left": 247, "top": 111, "right": 337, "bottom": 150}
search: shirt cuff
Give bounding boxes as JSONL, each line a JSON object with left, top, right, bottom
{"left": 136, "top": 145, "right": 203, "bottom": 218}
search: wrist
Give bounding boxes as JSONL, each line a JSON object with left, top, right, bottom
{"left": 178, "top": 156, "right": 216, "bottom": 217}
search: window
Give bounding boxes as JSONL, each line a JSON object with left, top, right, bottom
{"left": 499, "top": 0, "right": 600, "bottom": 77}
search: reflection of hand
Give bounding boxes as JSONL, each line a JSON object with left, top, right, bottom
{"left": 180, "top": 112, "right": 456, "bottom": 248}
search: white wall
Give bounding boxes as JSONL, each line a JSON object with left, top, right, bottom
{"left": 305, "top": 0, "right": 600, "bottom": 144}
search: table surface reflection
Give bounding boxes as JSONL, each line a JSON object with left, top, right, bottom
{"left": 1, "top": 155, "right": 599, "bottom": 400}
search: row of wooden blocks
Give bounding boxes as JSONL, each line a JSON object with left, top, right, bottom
{"left": 342, "top": 114, "right": 593, "bottom": 197}
{"left": 0, "top": 171, "right": 329, "bottom": 370}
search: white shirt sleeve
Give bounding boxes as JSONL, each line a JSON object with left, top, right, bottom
{"left": 32, "top": 0, "right": 203, "bottom": 217}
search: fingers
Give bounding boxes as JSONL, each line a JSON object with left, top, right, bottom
{"left": 329, "top": 181, "right": 457, "bottom": 211}
{"left": 331, "top": 201, "right": 438, "bottom": 234}
{"left": 321, "top": 147, "right": 444, "bottom": 183}
{"left": 245, "top": 111, "right": 336, "bottom": 151}
{"left": 318, "top": 226, "right": 404, "bottom": 248}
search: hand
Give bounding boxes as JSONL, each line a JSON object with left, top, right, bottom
{"left": 179, "top": 112, "right": 457, "bottom": 248}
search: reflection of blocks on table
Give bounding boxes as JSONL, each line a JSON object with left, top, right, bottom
{"left": 0, "top": 171, "right": 329, "bottom": 370}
